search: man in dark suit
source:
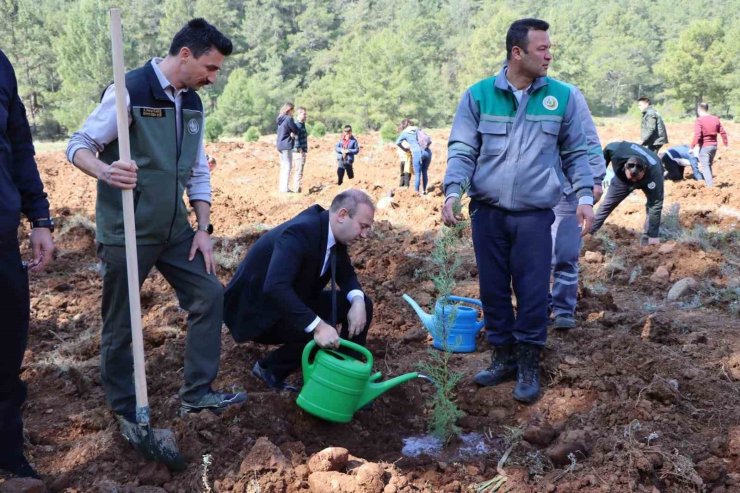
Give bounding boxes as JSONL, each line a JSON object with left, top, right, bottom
{"left": 224, "top": 189, "right": 375, "bottom": 391}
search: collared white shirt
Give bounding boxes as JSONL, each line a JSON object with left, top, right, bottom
{"left": 65, "top": 58, "right": 211, "bottom": 204}
{"left": 305, "top": 224, "right": 364, "bottom": 333}
{"left": 505, "top": 69, "right": 531, "bottom": 104}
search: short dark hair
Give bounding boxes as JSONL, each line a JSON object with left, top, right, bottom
{"left": 330, "top": 189, "right": 374, "bottom": 215}
{"left": 169, "top": 18, "right": 233, "bottom": 58}
{"left": 343, "top": 125, "right": 352, "bottom": 132}
{"left": 506, "top": 18, "right": 549, "bottom": 60}
{"left": 637, "top": 97, "right": 651, "bottom": 104}
{"left": 698, "top": 102, "right": 709, "bottom": 112}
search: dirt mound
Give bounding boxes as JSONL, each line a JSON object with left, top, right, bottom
{"left": 5, "top": 122, "right": 739, "bottom": 492}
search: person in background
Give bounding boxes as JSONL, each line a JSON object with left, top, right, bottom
{"left": 660, "top": 145, "right": 700, "bottom": 182}
{"left": 396, "top": 119, "right": 432, "bottom": 195}
{"left": 206, "top": 153, "right": 217, "bottom": 173}
{"left": 276, "top": 102, "right": 299, "bottom": 193}
{"left": 335, "top": 125, "right": 359, "bottom": 185}
{"left": 291, "top": 107, "right": 308, "bottom": 193}
{"left": 549, "top": 87, "right": 606, "bottom": 330}
{"left": 637, "top": 97, "right": 668, "bottom": 153}
{"left": 0, "top": 48, "right": 56, "bottom": 480}
{"left": 397, "top": 140, "right": 412, "bottom": 188}
{"left": 589, "top": 141, "right": 664, "bottom": 246}
{"left": 691, "top": 102, "right": 729, "bottom": 187}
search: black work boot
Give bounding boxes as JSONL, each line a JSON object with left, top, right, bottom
{"left": 474, "top": 344, "right": 517, "bottom": 386}
{"left": 513, "top": 343, "right": 542, "bottom": 403}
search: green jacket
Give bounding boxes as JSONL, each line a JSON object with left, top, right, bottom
{"left": 97, "top": 62, "right": 204, "bottom": 245}
{"left": 445, "top": 67, "right": 593, "bottom": 211}
{"left": 640, "top": 107, "right": 668, "bottom": 147}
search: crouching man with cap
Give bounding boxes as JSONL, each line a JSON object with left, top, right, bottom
{"left": 589, "top": 141, "right": 664, "bottom": 246}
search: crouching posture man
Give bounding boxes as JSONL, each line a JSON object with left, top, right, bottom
{"left": 590, "top": 141, "right": 664, "bottom": 246}
{"left": 224, "top": 189, "right": 375, "bottom": 391}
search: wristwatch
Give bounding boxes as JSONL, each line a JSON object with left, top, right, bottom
{"left": 31, "top": 218, "right": 55, "bottom": 233}
{"left": 197, "top": 223, "right": 214, "bottom": 234}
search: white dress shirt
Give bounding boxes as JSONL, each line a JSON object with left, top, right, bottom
{"left": 305, "top": 224, "right": 364, "bottom": 333}
{"left": 65, "top": 58, "right": 212, "bottom": 204}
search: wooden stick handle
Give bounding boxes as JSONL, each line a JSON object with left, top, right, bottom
{"left": 110, "top": 7, "right": 149, "bottom": 423}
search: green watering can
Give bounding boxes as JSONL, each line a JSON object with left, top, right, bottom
{"left": 297, "top": 339, "right": 419, "bottom": 423}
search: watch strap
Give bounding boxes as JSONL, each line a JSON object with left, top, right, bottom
{"left": 31, "top": 218, "right": 55, "bottom": 231}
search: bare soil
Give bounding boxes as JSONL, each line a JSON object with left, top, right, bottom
{"left": 3, "top": 121, "right": 739, "bottom": 492}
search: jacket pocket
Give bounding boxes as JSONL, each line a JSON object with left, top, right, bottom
{"left": 478, "top": 121, "right": 507, "bottom": 156}
{"left": 540, "top": 121, "right": 561, "bottom": 154}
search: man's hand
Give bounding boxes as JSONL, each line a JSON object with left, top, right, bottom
{"left": 647, "top": 237, "right": 660, "bottom": 245}
{"left": 441, "top": 196, "right": 460, "bottom": 226}
{"left": 576, "top": 204, "right": 594, "bottom": 237}
{"left": 313, "top": 321, "right": 340, "bottom": 348}
{"left": 346, "top": 297, "right": 366, "bottom": 338}
{"left": 593, "top": 185, "right": 603, "bottom": 204}
{"left": 29, "top": 228, "right": 54, "bottom": 272}
{"left": 189, "top": 231, "right": 217, "bottom": 274}
{"left": 98, "top": 159, "right": 137, "bottom": 189}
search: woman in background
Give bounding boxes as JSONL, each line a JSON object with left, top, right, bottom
{"left": 276, "top": 103, "right": 299, "bottom": 193}
{"left": 396, "top": 119, "right": 432, "bottom": 194}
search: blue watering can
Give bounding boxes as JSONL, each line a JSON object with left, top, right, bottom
{"left": 402, "top": 294, "right": 485, "bottom": 352}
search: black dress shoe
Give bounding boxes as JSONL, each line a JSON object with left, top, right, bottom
{"left": 252, "top": 362, "right": 299, "bottom": 393}
{"left": 0, "top": 456, "right": 40, "bottom": 479}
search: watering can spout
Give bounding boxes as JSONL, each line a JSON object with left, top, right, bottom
{"left": 358, "top": 371, "right": 419, "bottom": 410}
{"left": 402, "top": 293, "right": 435, "bottom": 332}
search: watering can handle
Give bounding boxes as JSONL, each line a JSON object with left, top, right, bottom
{"left": 338, "top": 339, "right": 374, "bottom": 368}
{"left": 445, "top": 296, "right": 486, "bottom": 330}
{"left": 302, "top": 340, "right": 318, "bottom": 382}
{"left": 302, "top": 339, "right": 374, "bottom": 380}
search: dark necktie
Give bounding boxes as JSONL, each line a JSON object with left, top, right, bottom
{"left": 329, "top": 246, "right": 337, "bottom": 327}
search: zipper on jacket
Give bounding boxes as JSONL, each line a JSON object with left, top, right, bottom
{"left": 166, "top": 104, "right": 181, "bottom": 243}
{"left": 508, "top": 89, "right": 530, "bottom": 207}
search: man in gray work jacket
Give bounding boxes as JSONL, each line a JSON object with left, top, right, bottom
{"left": 442, "top": 18, "right": 594, "bottom": 404}
{"left": 66, "top": 19, "right": 245, "bottom": 437}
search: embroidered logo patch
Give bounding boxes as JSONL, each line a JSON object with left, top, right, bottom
{"left": 647, "top": 182, "right": 656, "bottom": 189}
{"left": 140, "top": 107, "right": 164, "bottom": 118}
{"left": 543, "top": 96, "right": 558, "bottom": 111}
{"left": 187, "top": 118, "right": 200, "bottom": 135}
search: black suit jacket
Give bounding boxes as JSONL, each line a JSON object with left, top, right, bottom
{"left": 224, "top": 205, "right": 362, "bottom": 343}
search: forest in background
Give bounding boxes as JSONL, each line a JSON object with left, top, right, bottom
{"left": 2, "top": 0, "right": 738, "bottom": 140}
